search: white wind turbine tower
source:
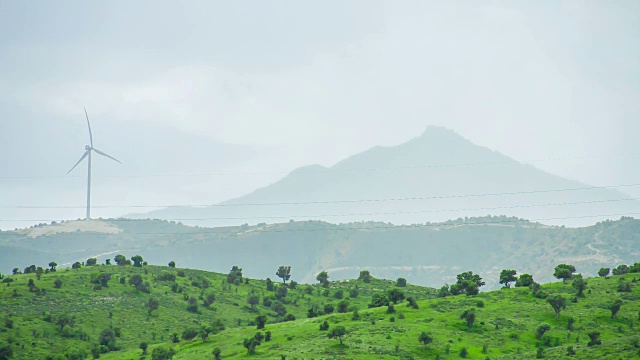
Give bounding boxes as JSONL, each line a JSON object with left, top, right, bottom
{"left": 67, "top": 108, "right": 122, "bottom": 222}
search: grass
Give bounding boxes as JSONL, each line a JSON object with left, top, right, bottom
{"left": 2, "top": 262, "right": 640, "bottom": 359}
{"left": 0, "top": 263, "right": 433, "bottom": 359}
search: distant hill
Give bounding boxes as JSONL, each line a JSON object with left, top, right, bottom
{"left": 130, "top": 126, "right": 640, "bottom": 227}
{"left": 3, "top": 217, "right": 640, "bottom": 290}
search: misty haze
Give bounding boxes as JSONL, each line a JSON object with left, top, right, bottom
{"left": 1, "top": 1, "right": 640, "bottom": 359}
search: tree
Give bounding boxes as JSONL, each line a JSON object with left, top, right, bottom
{"left": 499, "top": 269, "right": 517, "bottom": 288}
{"left": 146, "top": 297, "right": 159, "bottom": 316}
{"left": 248, "top": 295, "right": 259, "bottom": 310}
{"left": 587, "top": 331, "right": 602, "bottom": 346}
{"left": 328, "top": 326, "right": 346, "bottom": 346}
{"left": 460, "top": 308, "right": 476, "bottom": 327}
{"left": 139, "top": 342, "right": 148, "bottom": 355}
{"left": 0, "top": 344, "right": 12, "bottom": 359}
{"left": 128, "top": 274, "right": 143, "bottom": 290}
{"left": 275, "top": 286, "right": 288, "bottom": 300}
{"left": 418, "top": 331, "right": 433, "bottom": 349}
{"left": 271, "top": 301, "right": 287, "bottom": 317}
{"left": 452, "top": 271, "right": 485, "bottom": 295}
{"left": 387, "top": 288, "right": 405, "bottom": 304}
{"left": 256, "top": 315, "right": 267, "bottom": 329}
{"left": 324, "top": 303, "right": 335, "bottom": 314}
{"left": 243, "top": 332, "right": 263, "bottom": 354}
{"left": 72, "top": 262, "right": 81, "bottom": 269}
{"left": 99, "top": 328, "right": 117, "bottom": 351}
{"left": 48, "top": 261, "right": 57, "bottom": 272}
{"left": 276, "top": 266, "right": 291, "bottom": 283}
{"left": 598, "top": 268, "right": 610, "bottom": 278}
{"left": 396, "top": 278, "right": 407, "bottom": 287}
{"left": 337, "top": 300, "right": 350, "bottom": 313}
{"left": 554, "top": 264, "right": 576, "bottom": 283}
{"left": 55, "top": 313, "right": 75, "bottom": 331}
{"left": 86, "top": 258, "right": 98, "bottom": 266}
{"left": 368, "top": 293, "right": 389, "bottom": 308}
{"left": 151, "top": 347, "right": 175, "bottom": 360}
{"left": 437, "top": 285, "right": 451, "bottom": 297}
{"left": 227, "top": 265, "right": 243, "bottom": 284}
{"left": 168, "top": 261, "right": 176, "bottom": 268}
{"left": 613, "top": 264, "right": 629, "bottom": 275}
{"left": 199, "top": 328, "right": 209, "bottom": 342}
{"left": 319, "top": 320, "right": 329, "bottom": 331}
{"left": 212, "top": 348, "right": 222, "bottom": 360}
{"left": 406, "top": 297, "right": 419, "bottom": 309}
{"left": 114, "top": 254, "right": 128, "bottom": 266}
{"left": 35, "top": 267, "right": 43, "bottom": 280}
{"left": 187, "top": 297, "right": 199, "bottom": 313}
{"left": 572, "top": 277, "right": 588, "bottom": 297}
{"left": 359, "top": 270, "right": 372, "bottom": 283}
{"left": 547, "top": 295, "right": 566, "bottom": 318}
{"left": 316, "top": 271, "right": 329, "bottom": 287}
{"left": 333, "top": 289, "right": 344, "bottom": 299}
{"left": 54, "top": 279, "right": 63, "bottom": 289}
{"left": 610, "top": 299, "right": 623, "bottom": 318}
{"left": 535, "top": 323, "right": 551, "bottom": 339}
{"left": 203, "top": 293, "right": 216, "bottom": 308}
{"left": 266, "top": 278, "right": 274, "bottom": 291}
{"left": 131, "top": 255, "right": 144, "bottom": 267}
{"left": 12, "top": 268, "right": 19, "bottom": 275}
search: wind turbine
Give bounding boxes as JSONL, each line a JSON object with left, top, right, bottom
{"left": 67, "top": 108, "right": 122, "bottom": 222}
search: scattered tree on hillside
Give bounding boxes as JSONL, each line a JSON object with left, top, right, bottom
{"left": 319, "top": 320, "right": 329, "bottom": 331}
{"left": 256, "top": 315, "right": 267, "bottom": 329}
{"left": 55, "top": 313, "right": 75, "bottom": 332}
{"left": 243, "top": 332, "right": 264, "bottom": 354}
{"left": 275, "top": 286, "right": 288, "bottom": 300}
{"left": 99, "top": 328, "right": 117, "bottom": 351}
{"left": 613, "top": 265, "right": 629, "bottom": 275}
{"left": 547, "top": 294, "right": 567, "bottom": 318}
{"left": 437, "top": 285, "right": 451, "bottom": 297}
{"left": 71, "top": 262, "right": 81, "bottom": 269}
{"left": 271, "top": 301, "right": 287, "bottom": 317}
{"left": 406, "top": 297, "right": 419, "bottom": 309}
{"left": 146, "top": 297, "right": 159, "bottom": 316}
{"left": 610, "top": 299, "right": 623, "bottom": 318}
{"left": 227, "top": 266, "right": 243, "bottom": 285}
{"left": 86, "top": 258, "right": 97, "bottom": 266}
{"left": 499, "top": 269, "right": 517, "bottom": 288}
{"left": 450, "top": 271, "right": 485, "bottom": 295}
{"left": 328, "top": 326, "right": 346, "bottom": 346}
{"left": 139, "top": 342, "right": 148, "bottom": 355}
{"left": 396, "top": 278, "right": 407, "bottom": 287}
{"left": 186, "top": 297, "right": 199, "bottom": 313}
{"left": 535, "top": 323, "right": 551, "bottom": 339}
{"left": 203, "top": 293, "right": 216, "bottom": 308}
{"left": 12, "top": 268, "right": 19, "bottom": 275}
{"left": 587, "top": 331, "right": 602, "bottom": 347}
{"left": 598, "top": 268, "right": 610, "bottom": 278}
{"left": 554, "top": 264, "right": 576, "bottom": 283}
{"left": 359, "top": 270, "right": 372, "bottom": 283}
{"left": 572, "top": 276, "right": 588, "bottom": 297}
{"left": 368, "top": 293, "right": 389, "bottom": 308}
{"left": 114, "top": 255, "right": 131, "bottom": 266}
{"left": 248, "top": 295, "right": 259, "bottom": 310}
{"left": 168, "top": 261, "right": 176, "bottom": 268}
{"left": 266, "top": 278, "right": 274, "bottom": 291}
{"left": 418, "top": 332, "right": 433, "bottom": 349}
{"left": 276, "top": 266, "right": 291, "bottom": 283}
{"left": 212, "top": 348, "right": 222, "bottom": 360}
{"left": 316, "top": 271, "right": 329, "bottom": 287}
{"left": 131, "top": 255, "right": 144, "bottom": 267}
{"left": 54, "top": 279, "right": 63, "bottom": 289}
{"left": 460, "top": 308, "right": 476, "bottom": 327}
{"left": 151, "top": 347, "right": 175, "bottom": 360}
{"left": 337, "top": 300, "right": 350, "bottom": 313}
{"left": 387, "top": 288, "right": 405, "bottom": 304}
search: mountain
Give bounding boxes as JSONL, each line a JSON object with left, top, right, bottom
{"left": 131, "top": 126, "right": 640, "bottom": 227}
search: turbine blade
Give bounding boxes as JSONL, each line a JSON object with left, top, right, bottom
{"left": 67, "top": 150, "right": 90, "bottom": 174}
{"left": 93, "top": 148, "right": 122, "bottom": 164}
{"left": 84, "top": 107, "right": 93, "bottom": 147}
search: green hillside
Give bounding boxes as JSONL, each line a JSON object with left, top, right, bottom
{"left": 0, "top": 261, "right": 434, "bottom": 359}
{"left": 3, "top": 259, "right": 640, "bottom": 359}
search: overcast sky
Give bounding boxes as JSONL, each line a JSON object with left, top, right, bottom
{"left": 1, "top": 1, "right": 639, "bottom": 229}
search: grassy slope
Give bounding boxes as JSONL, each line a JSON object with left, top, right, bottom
{"left": 0, "top": 264, "right": 434, "bottom": 359}
{"left": 100, "top": 274, "right": 640, "bottom": 360}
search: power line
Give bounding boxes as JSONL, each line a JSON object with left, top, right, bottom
{"left": 2, "top": 182, "right": 639, "bottom": 209}
{"left": 7, "top": 212, "right": 639, "bottom": 236}
{"left": 2, "top": 152, "right": 639, "bottom": 179}
{"left": 2, "top": 197, "right": 638, "bottom": 222}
